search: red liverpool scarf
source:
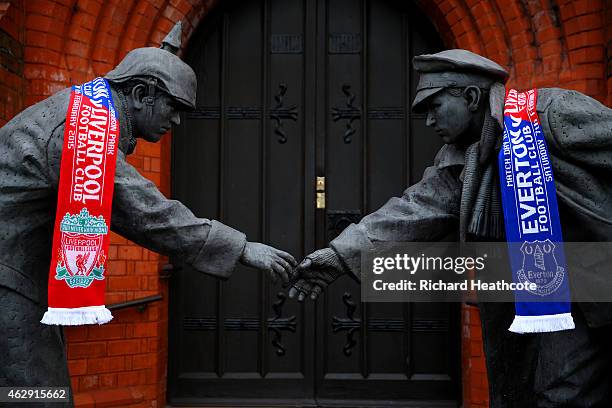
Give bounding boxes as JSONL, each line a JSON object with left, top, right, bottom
{"left": 41, "top": 78, "right": 119, "bottom": 326}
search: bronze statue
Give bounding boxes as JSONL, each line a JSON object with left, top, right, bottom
{"left": 0, "top": 22, "right": 295, "bottom": 406}
{"left": 290, "top": 49, "right": 612, "bottom": 406}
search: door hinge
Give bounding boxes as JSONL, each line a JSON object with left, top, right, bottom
{"left": 316, "top": 176, "right": 326, "bottom": 209}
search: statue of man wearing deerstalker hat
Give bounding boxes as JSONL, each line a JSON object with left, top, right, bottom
{"left": 0, "top": 22, "right": 295, "bottom": 406}
{"left": 290, "top": 49, "right": 612, "bottom": 406}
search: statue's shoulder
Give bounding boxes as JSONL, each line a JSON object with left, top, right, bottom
{"left": 3, "top": 87, "right": 72, "bottom": 132}
{"left": 536, "top": 87, "right": 605, "bottom": 115}
{"left": 30, "top": 87, "right": 73, "bottom": 118}
{"left": 535, "top": 88, "right": 568, "bottom": 113}
{"left": 536, "top": 87, "right": 611, "bottom": 156}
{"left": 0, "top": 89, "right": 70, "bottom": 161}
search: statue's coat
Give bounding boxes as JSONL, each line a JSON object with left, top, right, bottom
{"left": 329, "top": 88, "right": 612, "bottom": 406}
{"left": 0, "top": 86, "right": 247, "bottom": 403}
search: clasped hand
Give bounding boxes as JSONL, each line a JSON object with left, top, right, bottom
{"left": 239, "top": 242, "right": 297, "bottom": 285}
{"left": 287, "top": 248, "right": 345, "bottom": 301}
{"left": 239, "top": 243, "right": 344, "bottom": 300}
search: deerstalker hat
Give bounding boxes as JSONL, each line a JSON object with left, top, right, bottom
{"left": 105, "top": 47, "right": 196, "bottom": 110}
{"left": 412, "top": 49, "right": 509, "bottom": 112}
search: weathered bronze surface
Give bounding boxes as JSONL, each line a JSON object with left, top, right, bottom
{"left": 291, "top": 49, "right": 612, "bottom": 406}
{"left": 0, "top": 22, "right": 295, "bottom": 404}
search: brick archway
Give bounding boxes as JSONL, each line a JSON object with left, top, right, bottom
{"left": 19, "top": 0, "right": 217, "bottom": 105}
{"left": 15, "top": 0, "right": 606, "bottom": 105}
{"left": 417, "top": 0, "right": 607, "bottom": 99}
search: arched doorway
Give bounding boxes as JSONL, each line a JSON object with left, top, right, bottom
{"left": 170, "top": 0, "right": 459, "bottom": 405}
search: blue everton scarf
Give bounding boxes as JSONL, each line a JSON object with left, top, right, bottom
{"left": 498, "top": 88, "right": 575, "bottom": 334}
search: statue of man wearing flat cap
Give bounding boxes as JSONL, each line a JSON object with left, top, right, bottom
{"left": 0, "top": 22, "right": 294, "bottom": 406}
{"left": 290, "top": 49, "right": 612, "bottom": 406}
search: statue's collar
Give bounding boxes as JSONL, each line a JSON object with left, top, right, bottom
{"left": 437, "top": 143, "right": 466, "bottom": 168}
{"left": 111, "top": 86, "right": 137, "bottom": 155}
{"left": 489, "top": 83, "right": 506, "bottom": 130}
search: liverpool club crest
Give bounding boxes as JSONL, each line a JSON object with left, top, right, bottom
{"left": 55, "top": 208, "right": 108, "bottom": 288}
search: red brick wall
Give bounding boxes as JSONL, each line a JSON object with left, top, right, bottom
{"left": 462, "top": 305, "right": 487, "bottom": 408}
{"left": 0, "top": 1, "right": 608, "bottom": 407}
{"left": 418, "top": 0, "right": 608, "bottom": 102}
{"left": 0, "top": 1, "right": 216, "bottom": 407}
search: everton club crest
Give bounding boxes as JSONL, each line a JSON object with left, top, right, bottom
{"left": 516, "top": 239, "right": 565, "bottom": 297}
{"left": 55, "top": 208, "right": 108, "bottom": 288}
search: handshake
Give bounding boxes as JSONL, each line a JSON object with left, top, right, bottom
{"left": 239, "top": 242, "right": 347, "bottom": 301}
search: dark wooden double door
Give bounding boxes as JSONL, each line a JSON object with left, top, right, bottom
{"left": 169, "top": 0, "right": 459, "bottom": 406}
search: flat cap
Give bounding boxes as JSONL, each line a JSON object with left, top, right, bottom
{"left": 412, "top": 49, "right": 508, "bottom": 112}
{"left": 105, "top": 47, "right": 196, "bottom": 110}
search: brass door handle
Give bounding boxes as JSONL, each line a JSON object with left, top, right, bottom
{"left": 316, "top": 176, "right": 325, "bottom": 209}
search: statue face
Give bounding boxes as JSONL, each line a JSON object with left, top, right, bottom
{"left": 132, "top": 91, "right": 182, "bottom": 143}
{"left": 423, "top": 89, "right": 473, "bottom": 145}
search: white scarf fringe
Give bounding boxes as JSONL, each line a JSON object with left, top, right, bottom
{"left": 508, "top": 313, "right": 575, "bottom": 334}
{"left": 41, "top": 306, "right": 113, "bottom": 326}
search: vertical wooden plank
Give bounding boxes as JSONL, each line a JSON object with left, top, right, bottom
{"left": 324, "top": 0, "right": 363, "bottom": 378}
{"left": 365, "top": 0, "right": 406, "bottom": 377}
{"left": 302, "top": 0, "right": 318, "bottom": 396}
{"left": 267, "top": 0, "right": 310, "bottom": 377}
{"left": 314, "top": 0, "right": 328, "bottom": 396}
{"left": 223, "top": 0, "right": 263, "bottom": 373}
{"left": 360, "top": 0, "right": 369, "bottom": 380}
{"left": 217, "top": 9, "right": 229, "bottom": 379}
{"left": 403, "top": 8, "right": 413, "bottom": 381}
{"left": 259, "top": 0, "right": 270, "bottom": 379}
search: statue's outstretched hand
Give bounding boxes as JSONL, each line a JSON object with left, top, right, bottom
{"left": 288, "top": 248, "right": 345, "bottom": 301}
{"left": 240, "top": 242, "right": 297, "bottom": 285}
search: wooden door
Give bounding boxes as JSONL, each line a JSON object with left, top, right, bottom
{"left": 169, "top": 0, "right": 460, "bottom": 406}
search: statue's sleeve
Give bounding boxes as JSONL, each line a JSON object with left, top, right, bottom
{"left": 330, "top": 152, "right": 463, "bottom": 281}
{"left": 110, "top": 150, "right": 247, "bottom": 279}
